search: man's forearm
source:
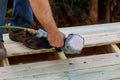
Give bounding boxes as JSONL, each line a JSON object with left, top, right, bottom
{"left": 29, "top": 0, "right": 65, "bottom": 47}
{"left": 29, "top": 0, "right": 59, "bottom": 34}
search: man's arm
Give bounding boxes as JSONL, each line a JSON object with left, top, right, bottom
{"left": 29, "top": 0, "right": 65, "bottom": 47}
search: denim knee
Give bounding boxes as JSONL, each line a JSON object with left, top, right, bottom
{"left": 10, "top": 0, "right": 34, "bottom": 31}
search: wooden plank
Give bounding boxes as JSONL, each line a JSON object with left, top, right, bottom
{"left": 4, "top": 31, "right": 120, "bottom": 57}
{"left": 4, "top": 40, "right": 55, "bottom": 57}
{"left": 9, "top": 64, "right": 120, "bottom": 80}
{"left": 111, "top": 44, "right": 120, "bottom": 52}
{"left": 1, "top": 58, "right": 10, "bottom": 66}
{"left": 59, "top": 22, "right": 120, "bottom": 35}
{"left": 48, "top": 52, "right": 67, "bottom": 60}
{"left": 57, "top": 52, "right": 67, "bottom": 59}
{"left": 3, "top": 22, "right": 120, "bottom": 57}
{"left": 83, "top": 31, "right": 120, "bottom": 47}
{"left": 0, "top": 58, "right": 9, "bottom": 66}
{"left": 0, "top": 53, "right": 120, "bottom": 79}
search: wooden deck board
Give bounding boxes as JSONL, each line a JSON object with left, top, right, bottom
{"left": 0, "top": 53, "right": 120, "bottom": 79}
{"left": 3, "top": 22, "right": 120, "bottom": 57}
{"left": 59, "top": 22, "right": 120, "bottom": 35}
{"left": 10, "top": 64, "right": 120, "bottom": 80}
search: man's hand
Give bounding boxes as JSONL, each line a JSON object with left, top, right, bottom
{"left": 48, "top": 31, "right": 65, "bottom": 47}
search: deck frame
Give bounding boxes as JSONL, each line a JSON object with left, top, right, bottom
{"left": 0, "top": 22, "right": 120, "bottom": 80}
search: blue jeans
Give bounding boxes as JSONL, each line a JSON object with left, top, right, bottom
{"left": 0, "top": 0, "right": 33, "bottom": 40}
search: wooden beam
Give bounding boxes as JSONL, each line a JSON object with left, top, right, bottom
{"left": 1, "top": 58, "right": 9, "bottom": 66}
{"left": 0, "top": 58, "right": 9, "bottom": 66}
{"left": 0, "top": 53, "right": 120, "bottom": 79}
{"left": 57, "top": 52, "right": 67, "bottom": 59}
{"left": 3, "top": 22, "right": 120, "bottom": 57}
{"left": 110, "top": 44, "right": 120, "bottom": 52}
{"left": 48, "top": 52, "right": 67, "bottom": 60}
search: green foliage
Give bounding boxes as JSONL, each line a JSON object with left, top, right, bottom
{"left": 50, "top": 0, "right": 89, "bottom": 27}
{"left": 111, "top": 0, "right": 120, "bottom": 22}
{"left": 6, "top": 0, "right": 120, "bottom": 27}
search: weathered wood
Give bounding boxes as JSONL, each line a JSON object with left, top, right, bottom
{"left": 0, "top": 53, "right": 120, "bottom": 79}
{"left": 3, "top": 22, "right": 120, "bottom": 57}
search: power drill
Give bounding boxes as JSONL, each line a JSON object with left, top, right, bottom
{"left": 28, "top": 29, "right": 84, "bottom": 54}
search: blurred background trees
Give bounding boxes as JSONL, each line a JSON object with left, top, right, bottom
{"left": 6, "top": 0, "right": 120, "bottom": 28}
